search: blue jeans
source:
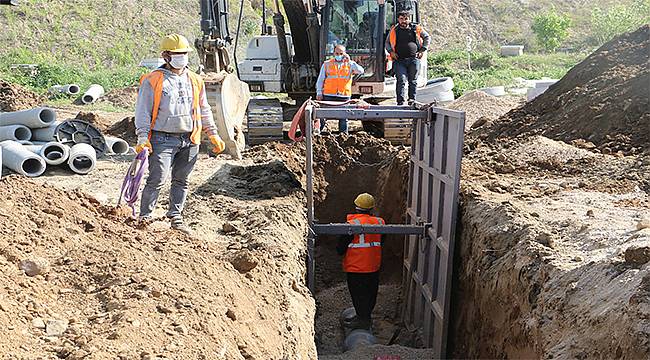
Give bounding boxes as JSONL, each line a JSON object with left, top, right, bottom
{"left": 320, "top": 95, "right": 349, "bottom": 133}
{"left": 140, "top": 131, "right": 199, "bottom": 219}
{"left": 395, "top": 57, "right": 420, "bottom": 104}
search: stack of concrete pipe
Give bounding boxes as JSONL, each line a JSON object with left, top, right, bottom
{"left": 0, "top": 107, "right": 129, "bottom": 178}
{"left": 415, "top": 77, "right": 455, "bottom": 104}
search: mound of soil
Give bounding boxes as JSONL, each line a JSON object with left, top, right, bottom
{"left": 445, "top": 91, "right": 523, "bottom": 130}
{"left": 106, "top": 116, "right": 137, "bottom": 144}
{"left": 485, "top": 25, "right": 650, "bottom": 155}
{"left": 0, "top": 175, "right": 316, "bottom": 359}
{"left": 101, "top": 87, "right": 138, "bottom": 110}
{"left": 75, "top": 112, "right": 115, "bottom": 133}
{"left": 0, "top": 81, "right": 43, "bottom": 112}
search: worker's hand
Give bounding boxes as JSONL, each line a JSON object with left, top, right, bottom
{"left": 209, "top": 134, "right": 225, "bottom": 155}
{"left": 343, "top": 54, "right": 350, "bottom": 62}
{"left": 316, "top": 94, "right": 323, "bottom": 101}
{"left": 135, "top": 140, "right": 152, "bottom": 154}
{"left": 416, "top": 51, "right": 424, "bottom": 59}
{"left": 390, "top": 51, "right": 398, "bottom": 60}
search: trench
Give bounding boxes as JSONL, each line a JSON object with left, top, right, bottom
{"left": 308, "top": 135, "right": 414, "bottom": 356}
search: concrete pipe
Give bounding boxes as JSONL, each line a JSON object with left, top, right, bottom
{"left": 24, "top": 142, "right": 69, "bottom": 166}
{"left": 31, "top": 121, "right": 61, "bottom": 142}
{"left": 0, "top": 140, "right": 46, "bottom": 177}
{"left": 68, "top": 143, "right": 96, "bottom": 174}
{"left": 0, "top": 107, "right": 57, "bottom": 129}
{"left": 534, "top": 79, "right": 558, "bottom": 88}
{"left": 500, "top": 45, "right": 524, "bottom": 57}
{"left": 49, "top": 84, "right": 81, "bottom": 95}
{"left": 0, "top": 125, "right": 32, "bottom": 142}
{"left": 81, "top": 84, "right": 105, "bottom": 104}
{"left": 343, "top": 329, "right": 377, "bottom": 351}
{"left": 104, "top": 136, "right": 129, "bottom": 155}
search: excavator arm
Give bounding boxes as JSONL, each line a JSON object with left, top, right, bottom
{"left": 196, "top": 0, "right": 233, "bottom": 73}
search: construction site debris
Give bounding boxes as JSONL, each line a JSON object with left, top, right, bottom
{"left": 484, "top": 25, "right": 650, "bottom": 155}
{"left": 48, "top": 84, "right": 81, "bottom": 96}
{"left": 106, "top": 116, "right": 137, "bottom": 145}
{"left": 81, "top": 84, "right": 105, "bottom": 105}
{"left": 0, "top": 80, "right": 43, "bottom": 112}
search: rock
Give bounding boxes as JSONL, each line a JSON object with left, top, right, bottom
{"left": 150, "top": 288, "right": 162, "bottom": 298}
{"left": 156, "top": 305, "right": 174, "bottom": 314}
{"left": 624, "top": 246, "right": 650, "bottom": 266}
{"left": 174, "top": 325, "right": 188, "bottom": 334}
{"left": 636, "top": 218, "right": 650, "bottom": 230}
{"left": 68, "top": 349, "right": 90, "bottom": 360}
{"left": 45, "top": 319, "right": 68, "bottom": 336}
{"left": 229, "top": 251, "right": 258, "bottom": 273}
{"left": 32, "top": 317, "right": 46, "bottom": 329}
{"left": 222, "top": 222, "right": 240, "bottom": 234}
{"left": 19, "top": 257, "right": 49, "bottom": 276}
{"left": 226, "top": 308, "right": 237, "bottom": 321}
{"left": 586, "top": 209, "right": 594, "bottom": 217}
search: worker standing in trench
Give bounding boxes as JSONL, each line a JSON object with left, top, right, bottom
{"left": 315, "top": 44, "right": 364, "bottom": 134}
{"left": 134, "top": 34, "right": 225, "bottom": 234}
{"left": 385, "top": 10, "right": 431, "bottom": 105}
{"left": 336, "top": 193, "right": 385, "bottom": 330}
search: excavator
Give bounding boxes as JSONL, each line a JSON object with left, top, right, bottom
{"left": 198, "top": 0, "right": 425, "bottom": 153}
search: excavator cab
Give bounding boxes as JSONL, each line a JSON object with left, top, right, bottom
{"left": 320, "top": 0, "right": 424, "bottom": 98}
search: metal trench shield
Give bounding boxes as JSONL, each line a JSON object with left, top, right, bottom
{"left": 403, "top": 107, "right": 464, "bottom": 358}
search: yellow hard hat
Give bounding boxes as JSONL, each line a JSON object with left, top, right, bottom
{"left": 354, "top": 193, "right": 375, "bottom": 210}
{"left": 160, "top": 34, "right": 193, "bottom": 53}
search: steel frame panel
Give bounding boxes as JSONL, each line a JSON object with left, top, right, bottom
{"left": 403, "top": 108, "right": 464, "bottom": 358}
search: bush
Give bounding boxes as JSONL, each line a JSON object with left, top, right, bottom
{"left": 590, "top": 0, "right": 650, "bottom": 45}
{"left": 531, "top": 10, "right": 572, "bottom": 52}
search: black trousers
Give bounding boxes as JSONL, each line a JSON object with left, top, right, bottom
{"left": 346, "top": 271, "right": 380, "bottom": 321}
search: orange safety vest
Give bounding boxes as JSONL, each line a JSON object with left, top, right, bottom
{"left": 139, "top": 69, "right": 203, "bottom": 144}
{"left": 388, "top": 24, "right": 424, "bottom": 52}
{"left": 322, "top": 58, "right": 353, "bottom": 97}
{"left": 343, "top": 213, "right": 385, "bottom": 273}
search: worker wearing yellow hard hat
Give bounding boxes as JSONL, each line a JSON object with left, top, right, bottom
{"left": 134, "top": 33, "right": 225, "bottom": 235}
{"left": 337, "top": 193, "right": 385, "bottom": 330}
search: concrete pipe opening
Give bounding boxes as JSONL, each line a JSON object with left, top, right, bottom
{"left": 66, "top": 84, "right": 80, "bottom": 95}
{"left": 38, "top": 108, "right": 56, "bottom": 125}
{"left": 82, "top": 95, "right": 94, "bottom": 104}
{"left": 70, "top": 156, "right": 93, "bottom": 173}
{"left": 22, "top": 158, "right": 45, "bottom": 177}
{"left": 14, "top": 126, "right": 31, "bottom": 141}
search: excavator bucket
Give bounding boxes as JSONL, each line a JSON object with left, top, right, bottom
{"left": 203, "top": 71, "right": 250, "bottom": 159}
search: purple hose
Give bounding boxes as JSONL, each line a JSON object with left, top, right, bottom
{"left": 118, "top": 149, "right": 149, "bottom": 217}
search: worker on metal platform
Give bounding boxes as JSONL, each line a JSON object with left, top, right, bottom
{"left": 316, "top": 44, "right": 364, "bottom": 134}
{"left": 337, "top": 193, "right": 385, "bottom": 330}
{"left": 385, "top": 10, "right": 431, "bottom": 105}
{"left": 135, "top": 34, "right": 225, "bottom": 235}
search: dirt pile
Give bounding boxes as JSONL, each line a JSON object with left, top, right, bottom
{"left": 445, "top": 91, "right": 523, "bottom": 130}
{"left": 484, "top": 25, "right": 650, "bottom": 155}
{"left": 101, "top": 87, "right": 138, "bottom": 110}
{"left": 0, "top": 174, "right": 316, "bottom": 359}
{"left": 75, "top": 112, "right": 115, "bottom": 133}
{"left": 106, "top": 116, "right": 137, "bottom": 144}
{"left": 0, "top": 80, "right": 43, "bottom": 112}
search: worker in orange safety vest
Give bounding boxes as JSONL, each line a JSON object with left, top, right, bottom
{"left": 135, "top": 34, "right": 225, "bottom": 235}
{"left": 315, "top": 44, "right": 364, "bottom": 133}
{"left": 337, "top": 193, "right": 385, "bottom": 330}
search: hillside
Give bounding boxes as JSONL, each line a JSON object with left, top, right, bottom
{"left": 0, "top": 0, "right": 643, "bottom": 69}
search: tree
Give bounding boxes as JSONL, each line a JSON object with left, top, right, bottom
{"left": 531, "top": 10, "right": 572, "bottom": 52}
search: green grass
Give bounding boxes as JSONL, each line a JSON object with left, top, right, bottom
{"left": 427, "top": 50, "right": 587, "bottom": 97}
{"left": 0, "top": 48, "right": 147, "bottom": 100}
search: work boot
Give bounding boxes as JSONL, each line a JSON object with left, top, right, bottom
{"left": 342, "top": 315, "right": 358, "bottom": 327}
{"left": 170, "top": 217, "right": 192, "bottom": 235}
{"left": 407, "top": 99, "right": 415, "bottom": 106}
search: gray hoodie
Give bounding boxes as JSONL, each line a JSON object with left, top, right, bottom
{"left": 135, "top": 67, "right": 218, "bottom": 142}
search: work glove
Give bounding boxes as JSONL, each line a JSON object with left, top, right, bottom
{"left": 209, "top": 134, "right": 225, "bottom": 155}
{"left": 135, "top": 137, "right": 152, "bottom": 154}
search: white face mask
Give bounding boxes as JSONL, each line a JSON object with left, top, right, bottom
{"left": 169, "top": 54, "right": 188, "bottom": 69}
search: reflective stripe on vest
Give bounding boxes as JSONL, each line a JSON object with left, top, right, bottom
{"left": 322, "top": 59, "right": 353, "bottom": 97}
{"left": 342, "top": 214, "right": 385, "bottom": 273}
{"left": 388, "top": 25, "right": 423, "bottom": 52}
{"left": 139, "top": 70, "right": 203, "bottom": 144}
